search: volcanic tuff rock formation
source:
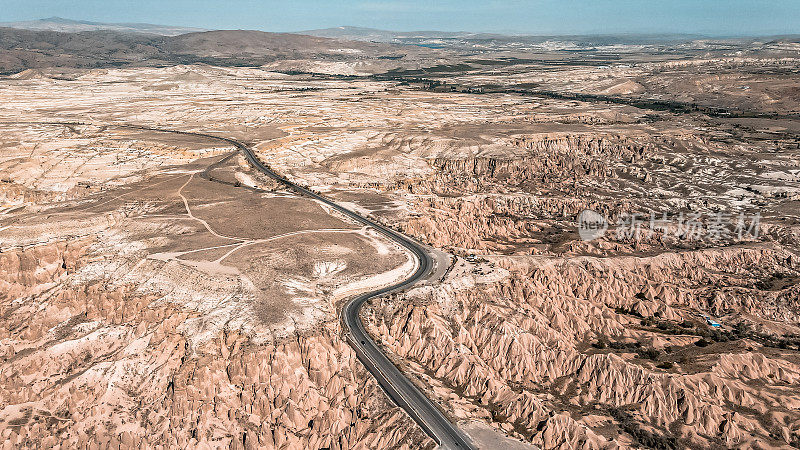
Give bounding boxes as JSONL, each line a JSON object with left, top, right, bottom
{"left": 0, "top": 239, "right": 427, "bottom": 448}
{"left": 365, "top": 245, "right": 800, "bottom": 448}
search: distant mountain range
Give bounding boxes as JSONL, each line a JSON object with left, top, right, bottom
{"left": 300, "top": 26, "right": 800, "bottom": 53}
{"left": 1, "top": 20, "right": 797, "bottom": 76}
{"left": 0, "top": 17, "right": 206, "bottom": 36}
{"left": 0, "top": 27, "right": 437, "bottom": 76}
{"left": 4, "top": 20, "right": 794, "bottom": 46}
{"left": 301, "top": 26, "right": 708, "bottom": 45}
{"left": 300, "top": 26, "right": 473, "bottom": 42}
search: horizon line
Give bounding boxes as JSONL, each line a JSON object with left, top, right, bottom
{"left": 2, "top": 16, "right": 800, "bottom": 40}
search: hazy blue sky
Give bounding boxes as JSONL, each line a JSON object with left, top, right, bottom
{"left": 2, "top": 0, "right": 800, "bottom": 36}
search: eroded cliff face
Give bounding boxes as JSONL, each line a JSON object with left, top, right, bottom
{"left": 403, "top": 195, "right": 627, "bottom": 253}
{"left": 385, "top": 133, "right": 652, "bottom": 253}
{"left": 402, "top": 133, "right": 649, "bottom": 199}
{"left": 430, "top": 133, "right": 646, "bottom": 191}
{"left": 392, "top": 125, "right": 799, "bottom": 259}
{"left": 365, "top": 245, "right": 800, "bottom": 449}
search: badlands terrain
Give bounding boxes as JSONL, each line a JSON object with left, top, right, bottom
{"left": 1, "top": 28, "right": 800, "bottom": 449}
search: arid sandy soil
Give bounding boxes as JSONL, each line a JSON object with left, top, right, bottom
{"left": 1, "top": 38, "right": 800, "bottom": 449}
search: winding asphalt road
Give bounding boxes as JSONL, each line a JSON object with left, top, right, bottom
{"left": 10, "top": 120, "right": 475, "bottom": 448}
{"left": 2, "top": 120, "right": 473, "bottom": 447}
{"left": 111, "top": 124, "right": 477, "bottom": 449}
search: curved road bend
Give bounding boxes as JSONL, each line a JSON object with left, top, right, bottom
{"left": 104, "top": 123, "right": 477, "bottom": 450}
